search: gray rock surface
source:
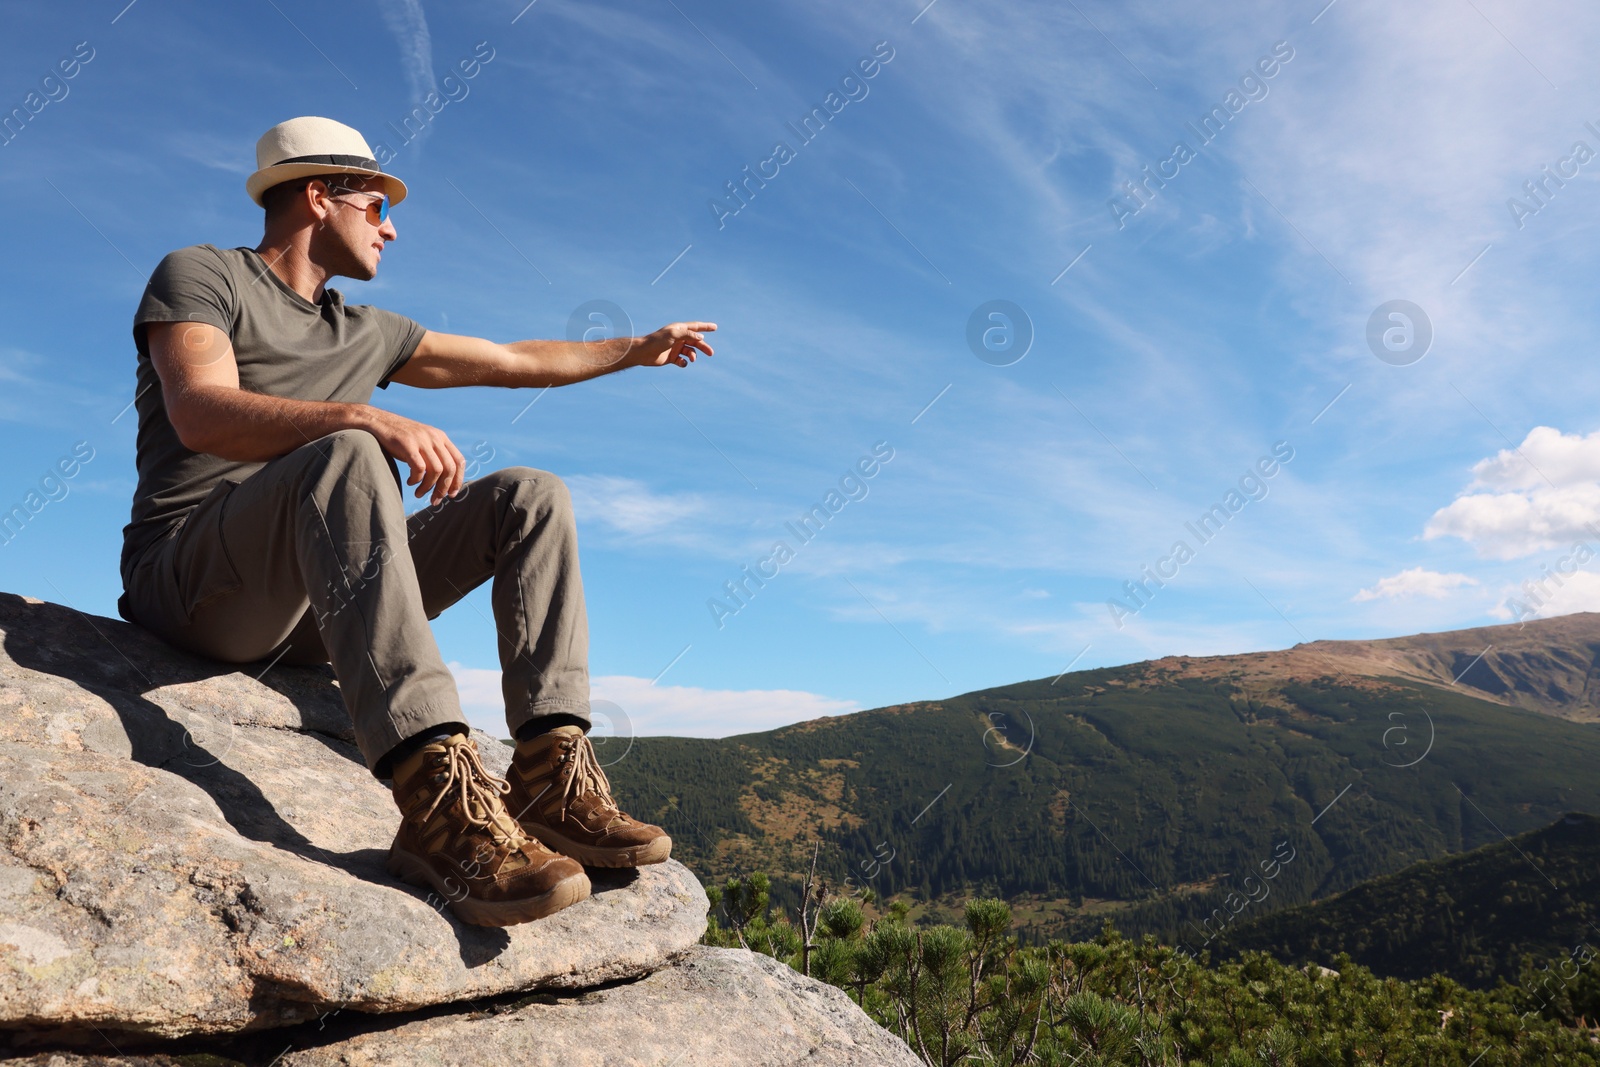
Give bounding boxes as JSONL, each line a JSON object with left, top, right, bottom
{"left": 0, "top": 1056, "right": 179, "bottom": 1066}
{"left": 0, "top": 594, "right": 707, "bottom": 1041}
{"left": 287, "top": 947, "right": 923, "bottom": 1067}
{"left": 0, "top": 950, "right": 923, "bottom": 1066}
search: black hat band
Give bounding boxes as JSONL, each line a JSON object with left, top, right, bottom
{"left": 273, "top": 153, "right": 383, "bottom": 172}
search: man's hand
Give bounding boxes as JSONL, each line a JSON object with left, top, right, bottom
{"left": 628, "top": 322, "right": 717, "bottom": 369}
{"left": 362, "top": 408, "right": 466, "bottom": 505}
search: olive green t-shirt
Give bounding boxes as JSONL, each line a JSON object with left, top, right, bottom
{"left": 122, "top": 243, "right": 425, "bottom": 580}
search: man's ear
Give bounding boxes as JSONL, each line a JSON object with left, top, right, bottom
{"left": 304, "top": 179, "right": 332, "bottom": 220}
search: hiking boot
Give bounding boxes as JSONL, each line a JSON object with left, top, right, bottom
{"left": 385, "top": 732, "right": 591, "bottom": 926}
{"left": 505, "top": 725, "right": 672, "bottom": 867}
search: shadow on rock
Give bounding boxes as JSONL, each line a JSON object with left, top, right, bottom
{"left": 0, "top": 592, "right": 509, "bottom": 963}
{"left": 587, "top": 866, "right": 641, "bottom": 894}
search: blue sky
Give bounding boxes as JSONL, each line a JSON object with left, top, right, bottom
{"left": 4, "top": 0, "right": 1600, "bottom": 739}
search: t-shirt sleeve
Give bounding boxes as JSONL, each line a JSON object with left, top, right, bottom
{"left": 372, "top": 308, "right": 428, "bottom": 389}
{"left": 132, "top": 245, "right": 237, "bottom": 351}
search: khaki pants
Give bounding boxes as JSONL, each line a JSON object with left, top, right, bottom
{"left": 119, "top": 429, "right": 591, "bottom": 775}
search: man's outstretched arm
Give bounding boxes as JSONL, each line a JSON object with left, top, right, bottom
{"left": 147, "top": 320, "right": 469, "bottom": 504}
{"left": 388, "top": 322, "right": 716, "bottom": 389}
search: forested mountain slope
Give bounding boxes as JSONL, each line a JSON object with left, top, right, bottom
{"left": 1225, "top": 811, "right": 1600, "bottom": 985}
{"left": 608, "top": 614, "right": 1600, "bottom": 939}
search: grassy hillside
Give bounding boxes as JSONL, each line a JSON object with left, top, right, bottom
{"left": 1137, "top": 611, "right": 1600, "bottom": 723}
{"left": 1222, "top": 811, "right": 1600, "bottom": 985}
{"left": 607, "top": 657, "right": 1600, "bottom": 941}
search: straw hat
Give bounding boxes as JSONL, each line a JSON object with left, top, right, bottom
{"left": 245, "top": 116, "right": 408, "bottom": 207}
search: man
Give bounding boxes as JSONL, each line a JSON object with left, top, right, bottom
{"left": 118, "top": 115, "right": 715, "bottom": 928}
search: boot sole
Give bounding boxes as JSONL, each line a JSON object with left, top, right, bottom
{"left": 524, "top": 824, "right": 673, "bottom": 868}
{"left": 385, "top": 845, "right": 591, "bottom": 927}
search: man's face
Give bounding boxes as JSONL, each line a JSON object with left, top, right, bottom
{"left": 308, "top": 176, "right": 397, "bottom": 282}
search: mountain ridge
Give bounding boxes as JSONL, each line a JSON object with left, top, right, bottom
{"left": 1123, "top": 611, "right": 1600, "bottom": 723}
{"left": 608, "top": 612, "right": 1600, "bottom": 943}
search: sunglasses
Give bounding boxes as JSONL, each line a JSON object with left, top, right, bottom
{"left": 326, "top": 186, "right": 391, "bottom": 225}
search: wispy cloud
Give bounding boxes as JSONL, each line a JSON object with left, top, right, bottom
{"left": 590, "top": 674, "right": 859, "bottom": 737}
{"left": 377, "top": 0, "right": 438, "bottom": 137}
{"left": 446, "top": 662, "right": 857, "bottom": 738}
{"left": 567, "top": 474, "right": 708, "bottom": 538}
{"left": 0, "top": 347, "right": 41, "bottom": 385}
{"left": 166, "top": 131, "right": 253, "bottom": 175}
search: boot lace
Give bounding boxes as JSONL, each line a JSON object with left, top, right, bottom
{"left": 558, "top": 733, "right": 625, "bottom": 829}
{"left": 421, "top": 738, "right": 526, "bottom": 853}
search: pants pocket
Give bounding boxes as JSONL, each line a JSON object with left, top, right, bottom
{"left": 173, "top": 479, "right": 245, "bottom": 622}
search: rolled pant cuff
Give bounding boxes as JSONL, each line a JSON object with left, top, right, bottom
{"left": 364, "top": 701, "right": 469, "bottom": 778}
{"left": 506, "top": 698, "right": 591, "bottom": 739}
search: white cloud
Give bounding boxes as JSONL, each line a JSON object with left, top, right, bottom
{"left": 1425, "top": 427, "right": 1600, "bottom": 559}
{"left": 1467, "top": 426, "right": 1600, "bottom": 490}
{"left": 1489, "top": 568, "right": 1600, "bottom": 622}
{"left": 1352, "top": 567, "right": 1477, "bottom": 602}
{"left": 566, "top": 475, "right": 707, "bottom": 537}
{"left": 446, "top": 662, "right": 858, "bottom": 738}
{"left": 448, "top": 663, "right": 508, "bottom": 738}
{"left": 590, "top": 675, "right": 859, "bottom": 737}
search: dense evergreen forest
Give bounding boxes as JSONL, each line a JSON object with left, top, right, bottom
{"left": 607, "top": 663, "right": 1600, "bottom": 941}
{"left": 701, "top": 872, "right": 1600, "bottom": 1065}
{"left": 1224, "top": 811, "right": 1600, "bottom": 986}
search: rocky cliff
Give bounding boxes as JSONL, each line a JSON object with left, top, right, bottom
{"left": 0, "top": 593, "right": 918, "bottom": 1065}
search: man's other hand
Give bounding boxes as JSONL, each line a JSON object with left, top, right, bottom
{"left": 631, "top": 322, "right": 716, "bottom": 368}
{"left": 364, "top": 408, "right": 466, "bottom": 505}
